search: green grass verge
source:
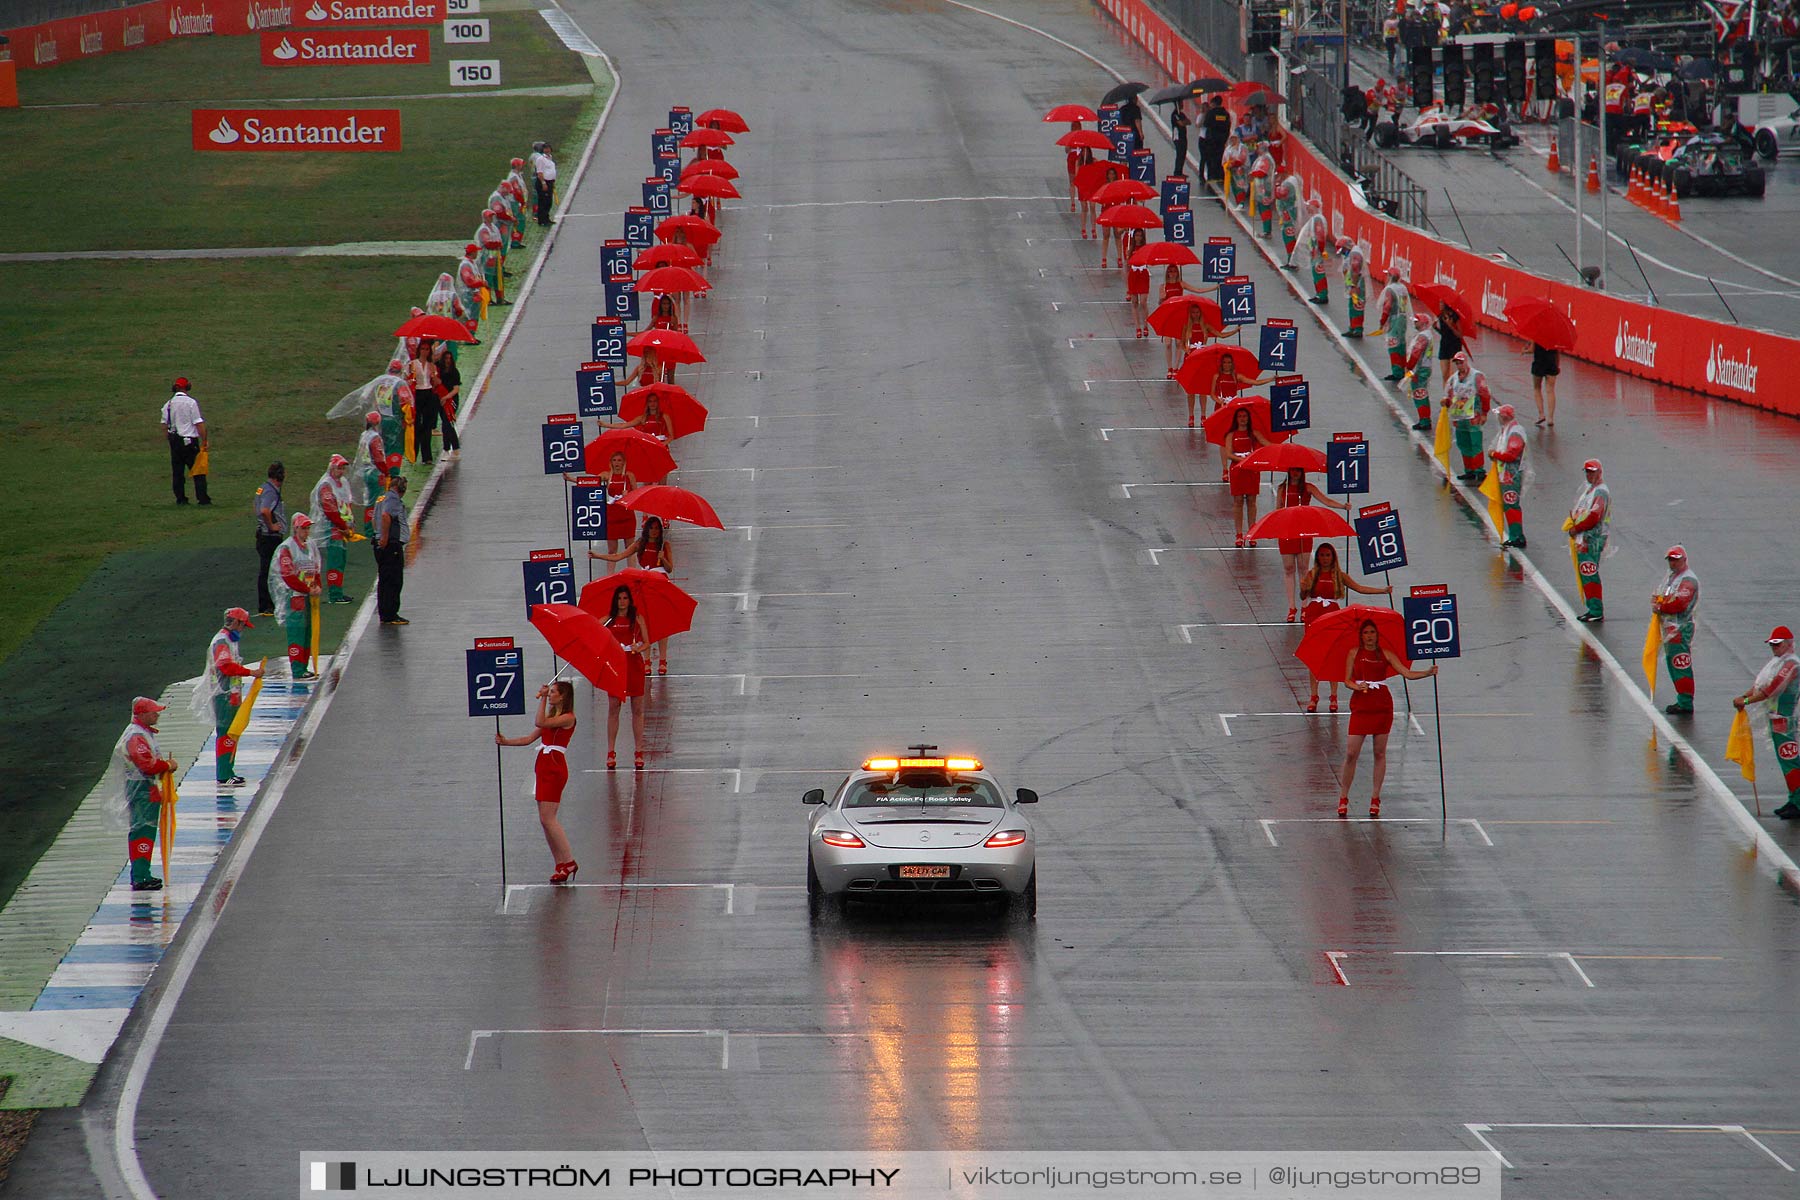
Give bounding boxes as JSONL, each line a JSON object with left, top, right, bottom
{"left": 4, "top": 11, "right": 588, "bottom": 252}
{"left": 0, "top": 19, "right": 606, "bottom": 913}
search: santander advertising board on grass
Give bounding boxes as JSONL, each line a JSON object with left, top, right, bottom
{"left": 192, "top": 108, "right": 402, "bottom": 152}
{"left": 260, "top": 29, "right": 430, "bottom": 65}
{"left": 293, "top": 0, "right": 444, "bottom": 27}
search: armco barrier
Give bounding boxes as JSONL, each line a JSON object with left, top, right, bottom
{"left": 0, "top": 1, "right": 296, "bottom": 70}
{"left": 1097, "top": 0, "right": 1798, "bottom": 414}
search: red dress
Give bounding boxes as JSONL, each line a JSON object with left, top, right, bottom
{"left": 606, "top": 470, "right": 637, "bottom": 540}
{"left": 1276, "top": 483, "right": 1314, "bottom": 558}
{"left": 636, "top": 541, "right": 668, "bottom": 572}
{"left": 606, "top": 614, "right": 646, "bottom": 698}
{"left": 639, "top": 413, "right": 670, "bottom": 442}
{"left": 533, "top": 720, "right": 574, "bottom": 803}
{"left": 1347, "top": 648, "right": 1395, "bottom": 736}
{"left": 1127, "top": 263, "right": 1149, "bottom": 297}
{"left": 1301, "top": 570, "right": 1342, "bottom": 625}
{"left": 1227, "top": 430, "right": 1259, "bottom": 497}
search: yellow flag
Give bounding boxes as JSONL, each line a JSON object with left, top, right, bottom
{"left": 1642, "top": 615, "right": 1661, "bottom": 700}
{"left": 1432, "top": 406, "right": 1452, "bottom": 471}
{"left": 1479, "top": 463, "right": 1504, "bottom": 528}
{"left": 226, "top": 660, "right": 265, "bottom": 741}
{"left": 309, "top": 593, "right": 321, "bottom": 674}
{"left": 156, "top": 771, "right": 177, "bottom": 881}
{"left": 1726, "top": 709, "right": 1757, "bottom": 782}
{"left": 192, "top": 447, "right": 210, "bottom": 476}
{"left": 404, "top": 404, "right": 417, "bottom": 462}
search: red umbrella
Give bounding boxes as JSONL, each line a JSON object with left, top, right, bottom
{"left": 1072, "top": 159, "right": 1124, "bottom": 201}
{"left": 618, "top": 484, "right": 724, "bottom": 530}
{"left": 1505, "top": 296, "right": 1577, "bottom": 351}
{"left": 1229, "top": 80, "right": 1285, "bottom": 104}
{"left": 1201, "top": 395, "right": 1289, "bottom": 446}
{"left": 656, "top": 214, "right": 721, "bottom": 246}
{"left": 1409, "top": 281, "right": 1476, "bottom": 332}
{"left": 578, "top": 571, "right": 697, "bottom": 645}
{"left": 1245, "top": 506, "right": 1353, "bottom": 542}
{"left": 627, "top": 328, "right": 704, "bottom": 363}
{"left": 1092, "top": 178, "right": 1158, "bottom": 204}
{"left": 393, "top": 313, "right": 477, "bottom": 343}
{"left": 1095, "top": 203, "right": 1162, "bottom": 230}
{"left": 680, "top": 158, "right": 739, "bottom": 181}
{"left": 1057, "top": 129, "right": 1114, "bottom": 150}
{"left": 1044, "top": 103, "right": 1099, "bottom": 122}
{"left": 1148, "top": 294, "right": 1224, "bottom": 340}
{"left": 1177, "top": 344, "right": 1263, "bottom": 395}
{"left": 585, "top": 427, "right": 677, "bottom": 483}
{"left": 697, "top": 108, "right": 748, "bottom": 133}
{"left": 678, "top": 174, "right": 740, "bottom": 200}
{"left": 528, "top": 603, "right": 629, "bottom": 697}
{"left": 619, "top": 384, "right": 708, "bottom": 439}
{"left": 1236, "top": 442, "right": 1329, "bottom": 474}
{"left": 1295, "top": 605, "right": 1409, "bottom": 684}
{"left": 680, "top": 127, "right": 734, "bottom": 149}
{"left": 1129, "top": 241, "right": 1200, "bottom": 268}
{"left": 633, "top": 243, "right": 702, "bottom": 270}
{"left": 633, "top": 265, "right": 710, "bottom": 294}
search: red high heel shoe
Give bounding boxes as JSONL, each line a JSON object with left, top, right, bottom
{"left": 550, "top": 860, "right": 579, "bottom": 884}
{"left": 606, "top": 750, "right": 616, "bottom": 770}
{"left": 1287, "top": 607, "right": 1297, "bottom": 622}
{"left": 1368, "top": 795, "right": 1381, "bottom": 818}
{"left": 1337, "top": 795, "right": 1349, "bottom": 818}
{"left": 634, "top": 751, "right": 644, "bottom": 771}
{"left": 1306, "top": 696, "right": 1319, "bottom": 713}
{"left": 1329, "top": 695, "right": 1339, "bottom": 713}
{"left": 657, "top": 658, "right": 667, "bottom": 676}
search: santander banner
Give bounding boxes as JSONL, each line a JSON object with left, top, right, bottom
{"left": 3, "top": 1, "right": 295, "bottom": 70}
{"left": 293, "top": 0, "right": 445, "bottom": 27}
{"left": 192, "top": 108, "right": 402, "bottom": 151}
{"left": 1096, "top": 0, "right": 1800, "bottom": 415}
{"left": 261, "top": 29, "right": 430, "bottom": 65}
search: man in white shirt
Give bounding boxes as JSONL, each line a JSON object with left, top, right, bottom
{"left": 530, "top": 141, "right": 557, "bottom": 226}
{"left": 159, "top": 377, "right": 210, "bottom": 505}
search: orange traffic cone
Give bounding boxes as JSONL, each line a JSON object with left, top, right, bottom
{"left": 1652, "top": 176, "right": 1669, "bottom": 217}
{"left": 1626, "top": 165, "right": 1640, "bottom": 204}
{"left": 1585, "top": 155, "right": 1601, "bottom": 194}
{"left": 1667, "top": 182, "right": 1681, "bottom": 222}
{"left": 1546, "top": 132, "right": 1561, "bottom": 173}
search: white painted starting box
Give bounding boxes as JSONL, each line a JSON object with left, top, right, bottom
{"left": 450, "top": 59, "right": 502, "bottom": 87}
{"left": 443, "top": 18, "right": 490, "bottom": 44}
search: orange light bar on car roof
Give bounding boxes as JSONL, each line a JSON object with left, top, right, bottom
{"left": 862, "top": 755, "right": 982, "bottom": 771}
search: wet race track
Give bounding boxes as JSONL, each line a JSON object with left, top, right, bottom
{"left": 11, "top": 2, "right": 1800, "bottom": 1197}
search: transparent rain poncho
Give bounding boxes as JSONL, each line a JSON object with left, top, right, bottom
{"left": 308, "top": 467, "right": 354, "bottom": 551}
{"left": 425, "top": 272, "right": 460, "bottom": 320}
{"left": 101, "top": 721, "right": 161, "bottom": 831}
{"left": 325, "top": 369, "right": 406, "bottom": 421}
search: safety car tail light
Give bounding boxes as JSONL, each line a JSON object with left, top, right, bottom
{"left": 820, "top": 830, "right": 866, "bottom": 848}
{"left": 984, "top": 830, "right": 1027, "bottom": 848}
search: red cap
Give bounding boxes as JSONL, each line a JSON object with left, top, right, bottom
{"left": 132, "top": 696, "right": 166, "bottom": 721}
{"left": 1770, "top": 626, "right": 1795, "bottom": 644}
{"left": 329, "top": 453, "right": 350, "bottom": 468}
{"left": 292, "top": 513, "right": 313, "bottom": 528}
{"left": 1583, "top": 458, "right": 1601, "bottom": 471}
{"left": 173, "top": 377, "right": 190, "bottom": 390}
{"left": 224, "top": 606, "right": 255, "bottom": 628}
{"left": 465, "top": 243, "right": 479, "bottom": 255}
{"left": 1665, "top": 545, "right": 1686, "bottom": 559}
{"left": 366, "top": 411, "right": 382, "bottom": 425}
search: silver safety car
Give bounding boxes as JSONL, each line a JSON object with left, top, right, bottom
{"left": 803, "top": 746, "right": 1038, "bottom": 918}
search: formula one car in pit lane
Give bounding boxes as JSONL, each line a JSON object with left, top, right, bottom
{"left": 1614, "top": 120, "right": 1698, "bottom": 178}
{"left": 1373, "top": 105, "right": 1521, "bottom": 150}
{"left": 1659, "top": 134, "right": 1767, "bottom": 198}
{"left": 803, "top": 746, "right": 1038, "bottom": 919}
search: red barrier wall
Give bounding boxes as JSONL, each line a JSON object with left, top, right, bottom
{"left": 1097, "top": 0, "right": 1797, "bottom": 414}
{"left": 1, "top": 1, "right": 296, "bottom": 70}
